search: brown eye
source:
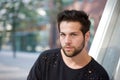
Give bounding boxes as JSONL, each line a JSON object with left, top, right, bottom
{"left": 60, "top": 33, "right": 65, "bottom": 37}
{"left": 71, "top": 33, "right": 77, "bottom": 36}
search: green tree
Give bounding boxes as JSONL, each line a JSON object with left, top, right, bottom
{"left": 0, "top": 0, "right": 42, "bottom": 57}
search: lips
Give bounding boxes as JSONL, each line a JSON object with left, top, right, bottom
{"left": 64, "top": 46, "right": 73, "bottom": 51}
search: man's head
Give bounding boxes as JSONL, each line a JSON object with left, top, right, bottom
{"left": 57, "top": 10, "right": 91, "bottom": 35}
{"left": 57, "top": 10, "right": 91, "bottom": 57}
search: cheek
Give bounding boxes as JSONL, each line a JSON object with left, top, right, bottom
{"left": 74, "top": 38, "right": 84, "bottom": 44}
{"left": 74, "top": 40, "right": 81, "bottom": 45}
{"left": 59, "top": 38, "right": 64, "bottom": 44}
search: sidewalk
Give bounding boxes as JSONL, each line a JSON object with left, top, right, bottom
{"left": 0, "top": 50, "right": 40, "bottom": 80}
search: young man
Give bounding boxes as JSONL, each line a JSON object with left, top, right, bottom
{"left": 27, "top": 10, "right": 109, "bottom": 80}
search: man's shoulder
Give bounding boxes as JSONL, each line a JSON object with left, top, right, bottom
{"left": 91, "top": 58, "right": 105, "bottom": 69}
{"left": 43, "top": 48, "right": 60, "bottom": 53}
{"left": 90, "top": 58, "right": 105, "bottom": 71}
{"left": 41, "top": 48, "right": 60, "bottom": 55}
{"left": 38, "top": 48, "right": 61, "bottom": 60}
{"left": 89, "top": 58, "right": 109, "bottom": 79}
{"left": 35, "top": 48, "right": 61, "bottom": 67}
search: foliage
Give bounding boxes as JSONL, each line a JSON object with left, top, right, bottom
{"left": 0, "top": 0, "right": 44, "bottom": 30}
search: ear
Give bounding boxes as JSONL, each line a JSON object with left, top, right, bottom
{"left": 85, "top": 31, "right": 90, "bottom": 42}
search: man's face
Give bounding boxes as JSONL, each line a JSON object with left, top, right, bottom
{"left": 59, "top": 21, "right": 88, "bottom": 57}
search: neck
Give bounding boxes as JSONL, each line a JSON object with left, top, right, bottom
{"left": 61, "top": 49, "right": 91, "bottom": 69}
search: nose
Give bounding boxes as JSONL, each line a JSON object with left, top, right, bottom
{"left": 64, "top": 35, "right": 72, "bottom": 44}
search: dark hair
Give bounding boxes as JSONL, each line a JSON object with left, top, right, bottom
{"left": 57, "top": 10, "right": 91, "bottom": 35}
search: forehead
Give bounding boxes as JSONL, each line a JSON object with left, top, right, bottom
{"left": 60, "top": 21, "right": 82, "bottom": 31}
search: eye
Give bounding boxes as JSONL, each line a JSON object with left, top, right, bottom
{"left": 60, "top": 33, "right": 65, "bottom": 37}
{"left": 71, "top": 33, "right": 77, "bottom": 36}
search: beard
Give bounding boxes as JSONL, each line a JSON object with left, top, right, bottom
{"left": 62, "top": 38, "right": 85, "bottom": 57}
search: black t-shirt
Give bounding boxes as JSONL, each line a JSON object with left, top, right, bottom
{"left": 27, "top": 48, "right": 109, "bottom": 80}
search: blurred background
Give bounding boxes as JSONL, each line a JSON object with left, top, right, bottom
{"left": 0, "top": 0, "right": 107, "bottom": 80}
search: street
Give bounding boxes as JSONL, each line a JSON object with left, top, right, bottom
{"left": 0, "top": 51, "right": 39, "bottom": 80}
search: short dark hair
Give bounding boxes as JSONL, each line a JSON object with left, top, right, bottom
{"left": 57, "top": 10, "right": 91, "bottom": 35}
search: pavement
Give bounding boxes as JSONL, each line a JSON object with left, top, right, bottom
{"left": 0, "top": 50, "right": 40, "bottom": 80}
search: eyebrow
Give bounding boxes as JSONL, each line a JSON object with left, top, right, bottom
{"left": 60, "top": 32, "right": 79, "bottom": 34}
